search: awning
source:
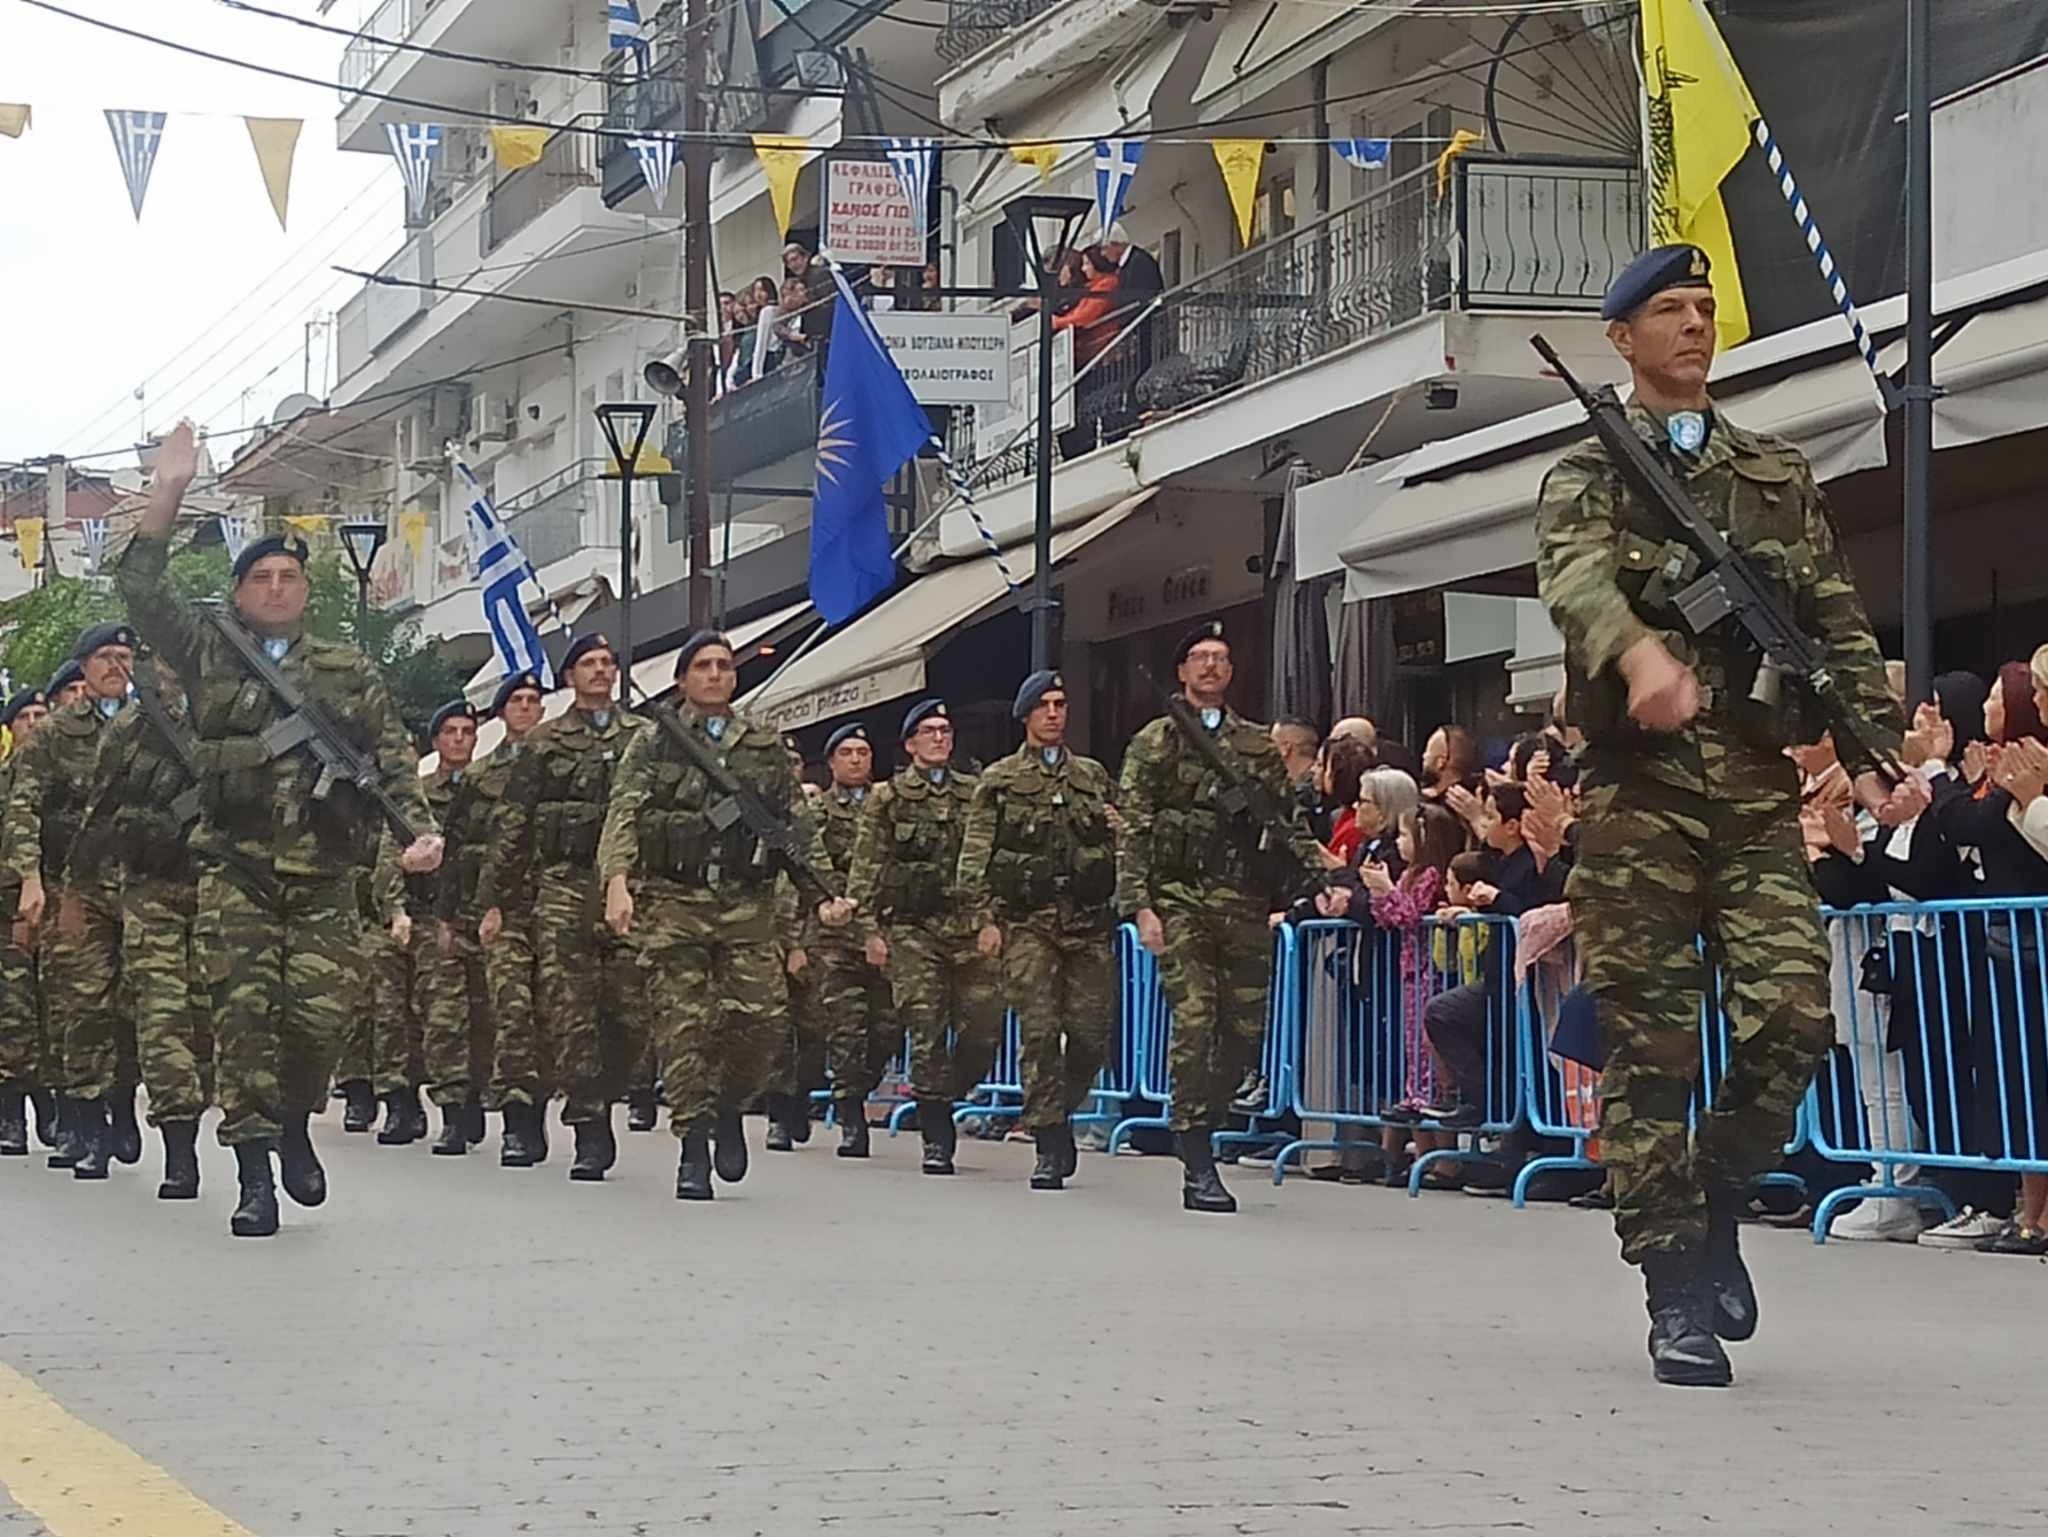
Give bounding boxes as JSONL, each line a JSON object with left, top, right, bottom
{"left": 1933, "top": 287, "right": 2048, "bottom": 448}
{"left": 1293, "top": 450, "right": 1412, "bottom": 581}
{"left": 741, "top": 488, "right": 1160, "bottom": 732}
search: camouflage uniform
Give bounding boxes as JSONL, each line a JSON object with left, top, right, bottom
{"left": 336, "top": 863, "right": 423, "bottom": 1099}
{"left": 0, "top": 752, "right": 46, "bottom": 1100}
{"left": 469, "top": 740, "right": 546, "bottom": 1110}
{"left": 116, "top": 531, "right": 432, "bottom": 1149}
{"left": 776, "top": 798, "right": 829, "bottom": 1112}
{"left": 1536, "top": 406, "right": 1902, "bottom": 1264}
{"left": 955, "top": 744, "right": 1118, "bottom": 1131}
{"left": 415, "top": 765, "right": 493, "bottom": 1111}
{"left": 800, "top": 784, "right": 896, "bottom": 1108}
{"left": 1115, "top": 707, "right": 1321, "bottom": 1133}
{"left": 478, "top": 706, "right": 650, "bottom": 1127}
{"left": 847, "top": 764, "right": 1003, "bottom": 1107}
{"left": 596, "top": 706, "right": 825, "bottom": 1130}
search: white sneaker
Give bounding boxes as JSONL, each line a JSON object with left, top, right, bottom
{"left": 1829, "top": 1196, "right": 1926, "bottom": 1243}
{"left": 1916, "top": 1207, "right": 2005, "bottom": 1249}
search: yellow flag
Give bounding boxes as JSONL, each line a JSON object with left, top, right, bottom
{"left": 1434, "top": 127, "right": 1482, "bottom": 202}
{"left": 14, "top": 518, "right": 42, "bottom": 572}
{"left": 751, "top": 133, "right": 810, "bottom": 237}
{"left": 243, "top": 117, "right": 302, "bottom": 231}
{"left": 0, "top": 105, "right": 29, "bottom": 139}
{"left": 1640, "top": 0, "right": 1758, "bottom": 349}
{"left": 283, "top": 514, "right": 325, "bottom": 541}
{"left": 397, "top": 509, "right": 429, "bottom": 561}
{"left": 1009, "top": 143, "right": 1059, "bottom": 181}
{"left": 491, "top": 126, "right": 548, "bottom": 173}
{"left": 1211, "top": 139, "right": 1266, "bottom": 247}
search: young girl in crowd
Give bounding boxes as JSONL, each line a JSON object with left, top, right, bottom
{"left": 1366, "top": 800, "right": 1464, "bottom": 1183}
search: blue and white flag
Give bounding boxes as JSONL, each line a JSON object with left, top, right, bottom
{"left": 217, "top": 514, "right": 254, "bottom": 567}
{"left": 81, "top": 518, "right": 109, "bottom": 575}
{"left": 1094, "top": 138, "right": 1144, "bottom": 244}
{"left": 458, "top": 460, "right": 555, "bottom": 689}
{"left": 1333, "top": 137, "right": 1391, "bottom": 171}
{"left": 885, "top": 137, "right": 936, "bottom": 238}
{"left": 105, "top": 110, "right": 167, "bottom": 221}
{"left": 384, "top": 121, "right": 444, "bottom": 222}
{"left": 608, "top": 0, "right": 650, "bottom": 63}
{"left": 629, "top": 133, "right": 678, "bottom": 210}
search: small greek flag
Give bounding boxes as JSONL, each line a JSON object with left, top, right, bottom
{"left": 885, "top": 137, "right": 936, "bottom": 237}
{"left": 105, "top": 109, "right": 167, "bottom": 221}
{"left": 217, "top": 514, "right": 255, "bottom": 566}
{"left": 459, "top": 460, "right": 556, "bottom": 690}
{"left": 384, "top": 121, "right": 444, "bottom": 222}
{"left": 629, "top": 133, "right": 678, "bottom": 210}
{"left": 1094, "top": 138, "right": 1144, "bottom": 243}
{"left": 1333, "top": 137, "right": 1391, "bottom": 171}
{"left": 81, "top": 518, "right": 109, "bottom": 575}
{"left": 608, "top": 0, "right": 649, "bottom": 51}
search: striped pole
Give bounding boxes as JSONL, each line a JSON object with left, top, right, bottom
{"left": 1753, "top": 117, "right": 1895, "bottom": 404}
{"left": 928, "top": 441, "right": 1019, "bottom": 592}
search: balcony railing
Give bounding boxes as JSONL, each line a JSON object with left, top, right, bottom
{"left": 948, "top": 156, "right": 1640, "bottom": 490}
{"left": 937, "top": 0, "right": 1064, "bottom": 65}
{"left": 484, "top": 123, "right": 600, "bottom": 252}
{"left": 502, "top": 458, "right": 617, "bottom": 570}
{"left": 340, "top": 0, "right": 445, "bottom": 99}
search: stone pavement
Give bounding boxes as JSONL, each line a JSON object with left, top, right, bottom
{"left": 1, "top": 1110, "right": 2044, "bottom": 1537}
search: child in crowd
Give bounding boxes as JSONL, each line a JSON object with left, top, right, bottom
{"left": 1367, "top": 801, "right": 1463, "bottom": 1182}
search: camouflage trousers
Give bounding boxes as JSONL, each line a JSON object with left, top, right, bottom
{"left": 423, "top": 922, "right": 493, "bottom": 1109}
{"left": 893, "top": 924, "right": 1006, "bottom": 1106}
{"left": 194, "top": 867, "right": 363, "bottom": 1147}
{"left": 532, "top": 869, "right": 647, "bottom": 1124}
{"left": 1570, "top": 777, "right": 1831, "bottom": 1265}
{"left": 1002, "top": 917, "right": 1114, "bottom": 1132}
{"left": 637, "top": 883, "right": 783, "bottom": 1129}
{"left": 485, "top": 908, "right": 548, "bottom": 1108}
{"left": 1157, "top": 898, "right": 1274, "bottom": 1133}
{"left": 800, "top": 939, "right": 896, "bottom": 1104}
{"left": 336, "top": 921, "right": 426, "bottom": 1093}
{"left": 42, "top": 882, "right": 137, "bottom": 1102}
{"left": 0, "top": 903, "right": 45, "bottom": 1089}
{"left": 777, "top": 968, "right": 828, "bottom": 1105}
{"left": 124, "top": 875, "right": 213, "bottom": 1124}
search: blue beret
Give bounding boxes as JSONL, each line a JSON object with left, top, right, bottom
{"left": 1601, "top": 243, "right": 1712, "bottom": 322}
{"left": 491, "top": 670, "right": 545, "bottom": 715}
{"left": 900, "top": 697, "right": 948, "bottom": 740}
{"left": 232, "top": 532, "right": 310, "bottom": 585}
{"left": 1174, "top": 619, "right": 1228, "bottom": 668}
{"left": 429, "top": 699, "right": 478, "bottom": 740}
{"left": 72, "top": 622, "right": 139, "bottom": 661}
{"left": 45, "top": 660, "right": 84, "bottom": 698}
{"left": 1012, "top": 669, "right": 1065, "bottom": 720}
{"left": 561, "top": 632, "right": 615, "bottom": 672}
{"left": 673, "top": 629, "right": 732, "bottom": 678}
{"left": 3, "top": 688, "right": 48, "bottom": 725}
{"left": 825, "top": 723, "right": 870, "bottom": 755}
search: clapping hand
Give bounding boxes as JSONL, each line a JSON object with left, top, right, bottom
{"left": 1996, "top": 738, "right": 2048, "bottom": 807}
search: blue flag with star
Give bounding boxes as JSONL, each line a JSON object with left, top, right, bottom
{"left": 808, "top": 267, "right": 932, "bottom": 623}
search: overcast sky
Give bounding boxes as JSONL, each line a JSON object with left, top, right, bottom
{"left": 0, "top": 0, "right": 401, "bottom": 473}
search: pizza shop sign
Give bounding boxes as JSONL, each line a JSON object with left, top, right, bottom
{"left": 1106, "top": 563, "right": 1212, "bottom": 629}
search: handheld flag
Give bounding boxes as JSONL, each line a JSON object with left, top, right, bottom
{"left": 458, "top": 460, "right": 556, "bottom": 689}
{"left": 1094, "top": 138, "right": 1144, "bottom": 243}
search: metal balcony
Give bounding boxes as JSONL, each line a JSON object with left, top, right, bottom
{"left": 501, "top": 458, "right": 617, "bottom": 570}
{"left": 483, "top": 123, "right": 601, "bottom": 253}
{"left": 936, "top": 0, "right": 1065, "bottom": 66}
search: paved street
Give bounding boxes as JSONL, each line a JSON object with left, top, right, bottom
{"left": 2, "top": 1110, "right": 2044, "bottom": 1537}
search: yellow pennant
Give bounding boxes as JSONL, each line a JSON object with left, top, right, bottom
{"left": 243, "top": 117, "right": 302, "bottom": 230}
{"left": 751, "top": 133, "right": 810, "bottom": 237}
{"left": 1434, "top": 127, "right": 1482, "bottom": 202}
{"left": 1009, "top": 143, "right": 1059, "bottom": 181}
{"left": 282, "top": 514, "right": 325, "bottom": 541}
{"left": 397, "top": 509, "right": 429, "bottom": 561}
{"left": 1211, "top": 139, "right": 1266, "bottom": 246}
{"left": 14, "top": 518, "right": 43, "bottom": 571}
{"left": 491, "top": 126, "right": 548, "bottom": 173}
{"left": 0, "top": 104, "right": 29, "bottom": 139}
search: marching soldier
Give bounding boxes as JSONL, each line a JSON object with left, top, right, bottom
{"left": 118, "top": 421, "right": 442, "bottom": 1239}
{"left": 479, "top": 633, "right": 650, "bottom": 1182}
{"left": 415, "top": 700, "right": 495, "bottom": 1157}
{"left": 350, "top": 851, "right": 429, "bottom": 1144}
{"left": 476, "top": 671, "right": 550, "bottom": 1166}
{"left": 846, "top": 698, "right": 1004, "bottom": 1177}
{"left": 0, "top": 686, "right": 54, "bottom": 1160}
{"left": 597, "top": 630, "right": 840, "bottom": 1201}
{"left": 955, "top": 671, "right": 1119, "bottom": 1191}
{"left": 70, "top": 654, "right": 213, "bottom": 1199}
{"left": 7, "top": 623, "right": 146, "bottom": 1182}
{"left": 1116, "top": 620, "right": 1333, "bottom": 1216}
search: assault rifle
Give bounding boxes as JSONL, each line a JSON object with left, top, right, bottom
{"left": 198, "top": 605, "right": 422, "bottom": 844}
{"left": 1530, "top": 334, "right": 1904, "bottom": 784}
{"left": 129, "top": 664, "right": 203, "bottom": 828}
{"left": 1140, "top": 667, "right": 1329, "bottom": 868}
{"left": 642, "top": 702, "right": 840, "bottom": 907}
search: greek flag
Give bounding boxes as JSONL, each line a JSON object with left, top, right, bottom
{"left": 384, "top": 122, "right": 444, "bottom": 222}
{"left": 105, "top": 110, "right": 167, "bottom": 221}
{"left": 608, "top": 0, "right": 649, "bottom": 51}
{"left": 81, "top": 518, "right": 110, "bottom": 575}
{"left": 1093, "top": 138, "right": 1143, "bottom": 243}
{"left": 630, "top": 133, "right": 678, "bottom": 210}
{"left": 458, "top": 460, "right": 555, "bottom": 689}
{"left": 885, "top": 137, "right": 936, "bottom": 237}
{"left": 1333, "top": 137, "right": 1391, "bottom": 171}
{"left": 217, "top": 514, "right": 255, "bottom": 566}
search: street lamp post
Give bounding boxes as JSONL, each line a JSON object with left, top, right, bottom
{"left": 337, "top": 519, "right": 389, "bottom": 650}
{"left": 595, "top": 401, "right": 658, "bottom": 704}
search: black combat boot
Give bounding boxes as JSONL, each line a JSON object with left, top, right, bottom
{"left": 627, "top": 1089, "right": 658, "bottom": 1133}
{"left": 764, "top": 1109, "right": 794, "bottom": 1153}
{"left": 0, "top": 1090, "right": 26, "bottom": 1156}
{"left": 531, "top": 1101, "right": 550, "bottom": 1164}
{"left": 45, "top": 1095, "right": 79, "bottom": 1168}
{"left": 30, "top": 1089, "right": 59, "bottom": 1148}
{"left": 1177, "top": 1130, "right": 1237, "bottom": 1213}
{"left": 919, "top": 1098, "right": 956, "bottom": 1176}
{"left": 339, "top": 1080, "right": 377, "bottom": 1133}
{"left": 1029, "top": 1128, "right": 1064, "bottom": 1190}
{"left": 71, "top": 1097, "right": 113, "bottom": 1181}
{"left": 713, "top": 1107, "right": 749, "bottom": 1183}
{"left": 568, "top": 1117, "right": 609, "bottom": 1182}
{"left": 230, "top": 1142, "right": 280, "bottom": 1237}
{"left": 499, "top": 1102, "right": 540, "bottom": 1167}
{"left": 376, "top": 1089, "right": 422, "bottom": 1145}
{"left": 431, "top": 1102, "right": 468, "bottom": 1155}
{"left": 279, "top": 1115, "right": 327, "bottom": 1207}
{"left": 1057, "top": 1122, "right": 1079, "bottom": 1180}
{"left": 1642, "top": 1250, "right": 1733, "bottom": 1387}
{"left": 462, "top": 1099, "right": 485, "bottom": 1146}
{"left": 834, "top": 1097, "right": 870, "bottom": 1159}
{"left": 763, "top": 1093, "right": 800, "bottom": 1152}
{"left": 157, "top": 1119, "right": 200, "bottom": 1200}
{"left": 1701, "top": 1189, "right": 1759, "bottom": 1342}
{"left": 109, "top": 1085, "right": 142, "bottom": 1165}
{"left": 676, "top": 1120, "right": 714, "bottom": 1200}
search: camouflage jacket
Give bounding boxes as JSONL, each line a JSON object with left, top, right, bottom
{"left": 4, "top": 698, "right": 116, "bottom": 888}
{"left": 956, "top": 743, "right": 1118, "bottom": 932}
{"left": 479, "top": 704, "right": 650, "bottom": 913}
{"left": 1535, "top": 406, "right": 1903, "bottom": 798}
{"left": 1115, "top": 704, "right": 1324, "bottom": 914}
{"left": 115, "top": 531, "right": 433, "bottom": 880}
{"left": 845, "top": 764, "right": 978, "bottom": 942}
{"left": 0, "top": 757, "right": 19, "bottom": 907}
{"left": 434, "top": 746, "right": 524, "bottom": 924}
{"left": 801, "top": 783, "right": 873, "bottom": 948}
{"left": 72, "top": 695, "right": 201, "bottom": 889}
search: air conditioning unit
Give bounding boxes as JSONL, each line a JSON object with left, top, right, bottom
{"left": 396, "top": 412, "right": 445, "bottom": 473}
{"left": 468, "top": 392, "right": 517, "bottom": 445}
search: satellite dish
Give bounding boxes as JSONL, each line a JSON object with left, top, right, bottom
{"left": 271, "top": 392, "right": 322, "bottom": 425}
